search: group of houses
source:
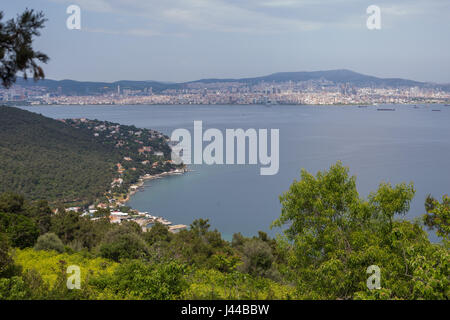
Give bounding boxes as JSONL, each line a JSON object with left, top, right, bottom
{"left": 64, "top": 206, "right": 187, "bottom": 234}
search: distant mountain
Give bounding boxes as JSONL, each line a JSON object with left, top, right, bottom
{"left": 14, "top": 77, "right": 181, "bottom": 95}
{"left": 190, "top": 69, "right": 435, "bottom": 88}
{"left": 13, "top": 69, "right": 450, "bottom": 94}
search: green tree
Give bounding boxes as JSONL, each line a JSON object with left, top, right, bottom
{"left": 34, "top": 232, "right": 64, "bottom": 253}
{"left": 99, "top": 224, "right": 149, "bottom": 262}
{"left": 73, "top": 216, "right": 112, "bottom": 251}
{"left": 4, "top": 214, "right": 39, "bottom": 249}
{"left": 237, "top": 239, "right": 275, "bottom": 278}
{"left": 231, "top": 232, "right": 246, "bottom": 249}
{"left": 0, "top": 193, "right": 39, "bottom": 248}
{"left": 423, "top": 194, "right": 449, "bottom": 240}
{"left": 0, "top": 192, "right": 26, "bottom": 214}
{"left": 50, "top": 210, "right": 80, "bottom": 244}
{"left": 143, "top": 221, "right": 172, "bottom": 246}
{"left": 272, "top": 162, "right": 448, "bottom": 299}
{"left": 26, "top": 200, "right": 52, "bottom": 235}
{"left": 0, "top": 9, "right": 48, "bottom": 88}
{"left": 169, "top": 220, "right": 229, "bottom": 267}
{"left": 190, "top": 218, "right": 211, "bottom": 236}
{"left": 0, "top": 231, "right": 18, "bottom": 278}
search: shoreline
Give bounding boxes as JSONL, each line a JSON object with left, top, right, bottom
{"left": 120, "top": 167, "right": 188, "bottom": 205}
{"left": 84, "top": 166, "right": 190, "bottom": 233}
{"left": 104, "top": 166, "right": 189, "bottom": 233}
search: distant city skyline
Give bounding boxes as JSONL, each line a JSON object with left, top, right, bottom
{"left": 4, "top": 69, "right": 449, "bottom": 106}
{"left": 2, "top": 0, "right": 450, "bottom": 83}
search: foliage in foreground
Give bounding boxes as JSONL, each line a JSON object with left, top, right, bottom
{"left": 0, "top": 162, "right": 448, "bottom": 300}
{"left": 0, "top": 9, "right": 48, "bottom": 88}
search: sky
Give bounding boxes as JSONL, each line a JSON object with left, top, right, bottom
{"left": 2, "top": 0, "right": 450, "bottom": 83}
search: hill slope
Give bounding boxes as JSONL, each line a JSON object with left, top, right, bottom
{"left": 14, "top": 77, "right": 181, "bottom": 95}
{"left": 190, "top": 69, "right": 432, "bottom": 88}
{"left": 15, "top": 69, "right": 450, "bottom": 94}
{"left": 0, "top": 106, "right": 118, "bottom": 203}
{"left": 0, "top": 106, "right": 178, "bottom": 204}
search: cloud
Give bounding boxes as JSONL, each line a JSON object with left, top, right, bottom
{"left": 49, "top": 0, "right": 450, "bottom": 35}
{"left": 259, "top": 1, "right": 305, "bottom": 8}
{"left": 256, "top": 0, "right": 362, "bottom": 8}
{"left": 159, "top": 0, "right": 322, "bottom": 33}
{"left": 84, "top": 27, "right": 163, "bottom": 37}
{"left": 50, "top": 0, "right": 323, "bottom": 34}
{"left": 382, "top": 0, "right": 449, "bottom": 17}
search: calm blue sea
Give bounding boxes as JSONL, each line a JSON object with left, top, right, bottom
{"left": 20, "top": 104, "right": 450, "bottom": 241}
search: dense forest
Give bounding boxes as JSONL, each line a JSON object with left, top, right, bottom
{"left": 0, "top": 163, "right": 448, "bottom": 300}
{"left": 0, "top": 106, "right": 178, "bottom": 206}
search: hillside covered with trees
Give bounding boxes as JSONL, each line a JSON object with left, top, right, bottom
{"left": 0, "top": 106, "right": 178, "bottom": 205}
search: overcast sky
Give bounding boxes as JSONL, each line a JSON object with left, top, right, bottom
{"left": 3, "top": 0, "right": 450, "bottom": 83}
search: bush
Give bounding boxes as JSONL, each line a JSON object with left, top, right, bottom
{"left": 98, "top": 226, "right": 149, "bottom": 262}
{"left": 238, "top": 239, "right": 274, "bottom": 277}
{"left": 90, "top": 260, "right": 187, "bottom": 299}
{"left": 143, "top": 222, "right": 171, "bottom": 245}
{"left": 0, "top": 231, "right": 21, "bottom": 278}
{"left": 34, "top": 233, "right": 65, "bottom": 253}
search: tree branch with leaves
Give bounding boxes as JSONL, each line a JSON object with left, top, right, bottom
{"left": 0, "top": 9, "right": 49, "bottom": 88}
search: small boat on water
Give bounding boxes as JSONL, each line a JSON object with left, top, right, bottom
{"left": 432, "top": 109, "right": 441, "bottom": 112}
{"left": 377, "top": 108, "right": 396, "bottom": 111}
{"left": 358, "top": 105, "right": 368, "bottom": 108}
